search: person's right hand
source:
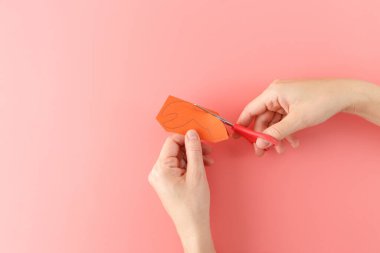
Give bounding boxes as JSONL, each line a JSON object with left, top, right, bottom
{"left": 235, "top": 78, "right": 378, "bottom": 156}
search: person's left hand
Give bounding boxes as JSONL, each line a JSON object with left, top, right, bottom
{"left": 148, "top": 130, "right": 216, "bottom": 253}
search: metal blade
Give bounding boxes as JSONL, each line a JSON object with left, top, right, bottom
{"left": 194, "top": 104, "right": 233, "bottom": 126}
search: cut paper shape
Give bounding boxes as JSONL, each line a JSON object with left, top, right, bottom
{"left": 156, "top": 96, "right": 229, "bottom": 143}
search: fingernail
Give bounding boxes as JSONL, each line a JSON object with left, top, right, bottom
{"left": 187, "top": 129, "right": 198, "bottom": 140}
{"left": 256, "top": 138, "right": 271, "bottom": 149}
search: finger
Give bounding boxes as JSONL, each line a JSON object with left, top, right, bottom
{"left": 256, "top": 112, "right": 301, "bottom": 149}
{"left": 179, "top": 158, "right": 187, "bottom": 169}
{"left": 269, "top": 112, "right": 283, "bottom": 126}
{"left": 159, "top": 134, "right": 185, "bottom": 160}
{"left": 285, "top": 134, "right": 300, "bottom": 148}
{"left": 203, "top": 156, "right": 214, "bottom": 166}
{"left": 253, "top": 111, "right": 275, "bottom": 154}
{"left": 274, "top": 141, "right": 286, "bottom": 154}
{"left": 179, "top": 168, "right": 186, "bottom": 176}
{"left": 233, "top": 91, "right": 272, "bottom": 139}
{"left": 269, "top": 113, "right": 286, "bottom": 154}
{"left": 180, "top": 143, "right": 211, "bottom": 160}
{"left": 185, "top": 129, "right": 205, "bottom": 175}
{"left": 276, "top": 108, "right": 286, "bottom": 114}
{"left": 180, "top": 155, "right": 212, "bottom": 168}
{"left": 269, "top": 112, "right": 300, "bottom": 148}
{"left": 201, "top": 142, "right": 212, "bottom": 155}
{"left": 169, "top": 167, "right": 186, "bottom": 177}
{"left": 254, "top": 143, "right": 265, "bottom": 157}
{"left": 236, "top": 93, "right": 268, "bottom": 127}
{"left": 253, "top": 111, "right": 275, "bottom": 133}
{"left": 178, "top": 149, "right": 187, "bottom": 169}
{"left": 268, "top": 112, "right": 300, "bottom": 149}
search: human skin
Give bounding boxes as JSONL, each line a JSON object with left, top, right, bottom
{"left": 149, "top": 79, "right": 380, "bottom": 252}
{"left": 235, "top": 79, "right": 380, "bottom": 156}
{"left": 148, "top": 130, "right": 216, "bottom": 253}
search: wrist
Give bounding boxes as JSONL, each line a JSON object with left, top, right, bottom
{"left": 176, "top": 223, "right": 216, "bottom": 253}
{"left": 342, "top": 80, "right": 378, "bottom": 116}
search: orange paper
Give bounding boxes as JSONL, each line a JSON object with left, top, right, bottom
{"left": 156, "top": 96, "right": 229, "bottom": 143}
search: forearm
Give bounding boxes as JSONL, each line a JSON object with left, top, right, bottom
{"left": 176, "top": 223, "right": 216, "bottom": 253}
{"left": 344, "top": 80, "right": 380, "bottom": 125}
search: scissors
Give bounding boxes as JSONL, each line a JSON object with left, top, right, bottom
{"left": 194, "top": 104, "right": 279, "bottom": 146}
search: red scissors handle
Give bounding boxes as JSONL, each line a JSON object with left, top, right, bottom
{"left": 232, "top": 124, "right": 279, "bottom": 146}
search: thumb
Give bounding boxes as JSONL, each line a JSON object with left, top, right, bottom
{"left": 256, "top": 112, "right": 301, "bottom": 149}
{"left": 185, "top": 129, "right": 205, "bottom": 176}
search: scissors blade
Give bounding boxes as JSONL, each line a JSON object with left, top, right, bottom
{"left": 194, "top": 104, "right": 233, "bottom": 126}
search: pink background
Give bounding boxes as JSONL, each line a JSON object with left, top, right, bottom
{"left": 1, "top": 0, "right": 380, "bottom": 252}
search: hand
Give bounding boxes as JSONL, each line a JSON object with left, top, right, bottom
{"left": 235, "top": 78, "right": 379, "bottom": 156}
{"left": 148, "top": 130, "right": 216, "bottom": 253}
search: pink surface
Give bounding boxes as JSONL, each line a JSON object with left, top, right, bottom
{"left": 1, "top": 0, "right": 380, "bottom": 252}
